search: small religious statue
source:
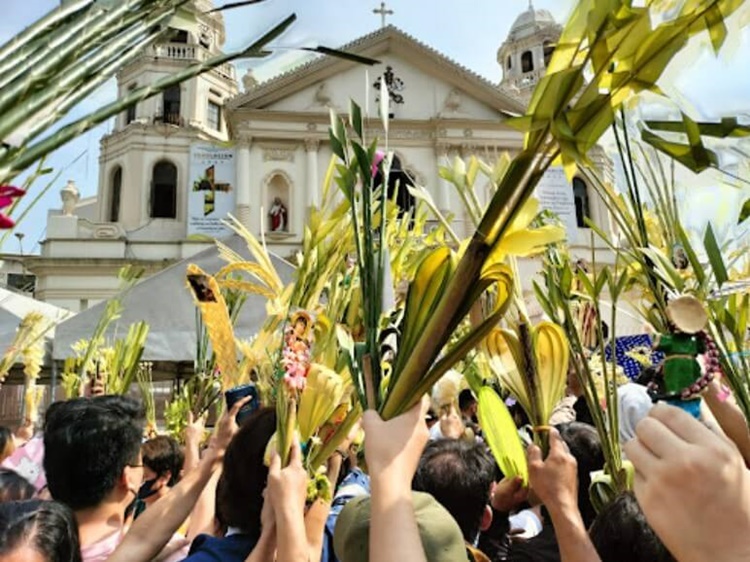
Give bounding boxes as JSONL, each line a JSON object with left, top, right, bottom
{"left": 269, "top": 197, "right": 288, "bottom": 232}
{"left": 60, "top": 180, "right": 80, "bottom": 217}
{"left": 651, "top": 295, "right": 720, "bottom": 418}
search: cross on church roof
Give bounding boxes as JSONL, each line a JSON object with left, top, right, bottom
{"left": 373, "top": 2, "right": 394, "bottom": 28}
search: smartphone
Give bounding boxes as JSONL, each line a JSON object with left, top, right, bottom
{"left": 225, "top": 384, "right": 260, "bottom": 425}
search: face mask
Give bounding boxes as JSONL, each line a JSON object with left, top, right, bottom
{"left": 138, "top": 478, "right": 159, "bottom": 500}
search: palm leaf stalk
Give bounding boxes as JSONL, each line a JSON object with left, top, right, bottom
{"left": 379, "top": 0, "right": 746, "bottom": 419}
{"left": 533, "top": 247, "right": 631, "bottom": 497}
{"left": 584, "top": 124, "right": 750, "bottom": 421}
{"left": 0, "top": 4, "right": 296, "bottom": 185}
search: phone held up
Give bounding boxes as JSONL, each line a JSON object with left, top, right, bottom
{"left": 225, "top": 383, "right": 260, "bottom": 425}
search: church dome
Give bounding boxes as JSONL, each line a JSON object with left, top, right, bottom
{"left": 508, "top": 5, "right": 557, "bottom": 40}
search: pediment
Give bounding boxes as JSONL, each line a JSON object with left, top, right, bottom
{"left": 227, "top": 26, "right": 524, "bottom": 122}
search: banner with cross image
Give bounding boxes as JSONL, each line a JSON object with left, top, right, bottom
{"left": 188, "top": 144, "right": 236, "bottom": 237}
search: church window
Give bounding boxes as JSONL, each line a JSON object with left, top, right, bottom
{"left": 386, "top": 156, "right": 416, "bottom": 215}
{"left": 573, "top": 177, "right": 591, "bottom": 228}
{"left": 162, "top": 86, "right": 181, "bottom": 125}
{"left": 151, "top": 161, "right": 177, "bottom": 219}
{"left": 207, "top": 100, "right": 221, "bottom": 131}
{"left": 521, "top": 51, "right": 534, "bottom": 73}
{"left": 110, "top": 166, "right": 122, "bottom": 222}
{"left": 125, "top": 84, "right": 137, "bottom": 125}
{"left": 543, "top": 41, "right": 555, "bottom": 67}
{"left": 507, "top": 55, "right": 512, "bottom": 70}
{"left": 171, "top": 29, "right": 189, "bottom": 44}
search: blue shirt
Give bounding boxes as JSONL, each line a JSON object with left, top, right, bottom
{"left": 183, "top": 532, "right": 258, "bottom": 562}
{"left": 321, "top": 468, "right": 371, "bottom": 562}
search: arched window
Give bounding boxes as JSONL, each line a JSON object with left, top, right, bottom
{"left": 521, "top": 51, "right": 534, "bottom": 73}
{"left": 506, "top": 55, "right": 512, "bottom": 70}
{"left": 543, "top": 41, "right": 555, "bottom": 67}
{"left": 109, "top": 166, "right": 122, "bottom": 222}
{"left": 387, "top": 156, "right": 416, "bottom": 215}
{"left": 573, "top": 177, "right": 591, "bottom": 228}
{"left": 162, "top": 86, "right": 181, "bottom": 125}
{"left": 151, "top": 161, "right": 177, "bottom": 219}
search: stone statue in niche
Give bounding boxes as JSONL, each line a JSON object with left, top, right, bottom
{"left": 269, "top": 197, "right": 288, "bottom": 232}
{"left": 60, "top": 180, "right": 80, "bottom": 217}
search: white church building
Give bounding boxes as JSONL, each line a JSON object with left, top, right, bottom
{"left": 23, "top": 1, "right": 614, "bottom": 314}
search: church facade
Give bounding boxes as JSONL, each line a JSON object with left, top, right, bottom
{"left": 23, "top": 2, "right": 617, "bottom": 321}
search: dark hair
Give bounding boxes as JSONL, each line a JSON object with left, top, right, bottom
{"left": 0, "top": 500, "right": 81, "bottom": 562}
{"left": 0, "top": 426, "right": 14, "bottom": 462}
{"left": 458, "top": 389, "right": 477, "bottom": 413}
{"left": 216, "top": 407, "right": 276, "bottom": 535}
{"left": 0, "top": 469, "right": 35, "bottom": 503}
{"left": 556, "top": 422, "right": 604, "bottom": 528}
{"left": 590, "top": 492, "right": 674, "bottom": 562}
{"left": 635, "top": 366, "right": 659, "bottom": 387}
{"left": 412, "top": 439, "right": 494, "bottom": 542}
{"left": 43, "top": 395, "right": 145, "bottom": 511}
{"left": 142, "top": 436, "right": 184, "bottom": 486}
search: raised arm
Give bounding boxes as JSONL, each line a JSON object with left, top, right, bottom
{"left": 624, "top": 404, "right": 750, "bottom": 562}
{"left": 107, "top": 397, "right": 250, "bottom": 562}
{"left": 527, "top": 429, "right": 601, "bottom": 562}
{"left": 363, "top": 397, "right": 430, "bottom": 562}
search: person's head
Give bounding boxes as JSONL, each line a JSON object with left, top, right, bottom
{"left": 0, "top": 427, "right": 14, "bottom": 464}
{"left": 590, "top": 492, "right": 674, "bottom": 562}
{"left": 0, "top": 469, "right": 35, "bottom": 504}
{"left": 43, "top": 395, "right": 145, "bottom": 512}
{"left": 216, "top": 407, "right": 276, "bottom": 536}
{"left": 334, "top": 491, "right": 469, "bottom": 562}
{"left": 635, "top": 365, "right": 659, "bottom": 387}
{"left": 617, "top": 383, "right": 653, "bottom": 444}
{"left": 140, "top": 436, "right": 184, "bottom": 502}
{"left": 458, "top": 389, "right": 477, "bottom": 419}
{"left": 412, "top": 438, "right": 495, "bottom": 542}
{"left": 556, "top": 422, "right": 604, "bottom": 528}
{"left": 0, "top": 500, "right": 81, "bottom": 562}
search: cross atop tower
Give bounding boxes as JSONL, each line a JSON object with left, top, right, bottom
{"left": 373, "top": 2, "right": 394, "bottom": 28}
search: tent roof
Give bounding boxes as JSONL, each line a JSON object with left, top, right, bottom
{"left": 52, "top": 236, "right": 295, "bottom": 362}
{"left": 0, "top": 288, "right": 72, "bottom": 352}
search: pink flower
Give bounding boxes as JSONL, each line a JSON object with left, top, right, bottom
{"left": 371, "top": 151, "right": 385, "bottom": 178}
{"left": 283, "top": 372, "right": 306, "bottom": 392}
{"left": 0, "top": 186, "right": 25, "bottom": 229}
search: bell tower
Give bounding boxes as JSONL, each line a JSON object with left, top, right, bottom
{"left": 498, "top": 2, "right": 562, "bottom": 106}
{"left": 95, "top": 0, "right": 238, "bottom": 236}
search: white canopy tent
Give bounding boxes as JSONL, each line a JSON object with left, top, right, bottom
{"left": 52, "top": 236, "right": 295, "bottom": 373}
{"left": 0, "top": 288, "right": 73, "bottom": 354}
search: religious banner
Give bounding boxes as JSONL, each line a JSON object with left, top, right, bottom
{"left": 534, "top": 166, "right": 579, "bottom": 244}
{"left": 188, "top": 144, "right": 236, "bottom": 237}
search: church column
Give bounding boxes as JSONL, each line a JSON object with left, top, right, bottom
{"left": 235, "top": 138, "right": 252, "bottom": 228}
{"left": 305, "top": 138, "right": 320, "bottom": 210}
{"left": 435, "top": 143, "right": 451, "bottom": 213}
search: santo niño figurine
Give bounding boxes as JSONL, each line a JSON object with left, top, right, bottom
{"left": 652, "top": 295, "right": 720, "bottom": 418}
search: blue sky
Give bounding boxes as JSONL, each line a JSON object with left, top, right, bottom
{"left": 4, "top": 0, "right": 749, "bottom": 253}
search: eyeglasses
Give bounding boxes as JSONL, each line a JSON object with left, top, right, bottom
{"left": 127, "top": 464, "right": 144, "bottom": 468}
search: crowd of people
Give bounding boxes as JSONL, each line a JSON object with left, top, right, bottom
{"left": 0, "top": 370, "right": 749, "bottom": 562}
